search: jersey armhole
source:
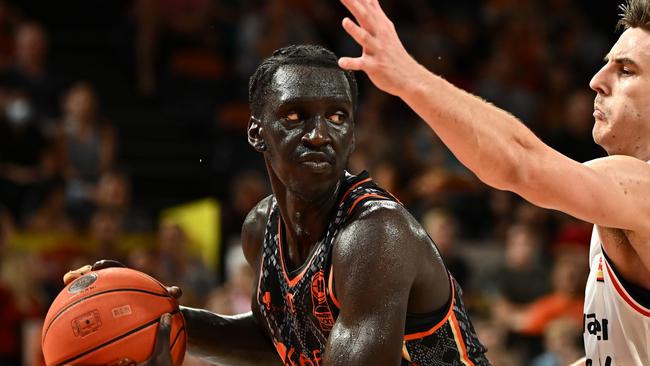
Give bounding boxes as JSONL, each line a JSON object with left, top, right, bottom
{"left": 602, "top": 249, "right": 650, "bottom": 316}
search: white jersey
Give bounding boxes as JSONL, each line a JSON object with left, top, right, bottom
{"left": 584, "top": 227, "right": 650, "bottom": 365}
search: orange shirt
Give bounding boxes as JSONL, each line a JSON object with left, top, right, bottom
{"left": 520, "top": 293, "right": 584, "bottom": 335}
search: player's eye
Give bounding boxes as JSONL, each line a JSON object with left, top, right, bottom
{"left": 285, "top": 111, "right": 300, "bottom": 122}
{"left": 327, "top": 111, "right": 347, "bottom": 124}
{"left": 620, "top": 67, "right": 634, "bottom": 76}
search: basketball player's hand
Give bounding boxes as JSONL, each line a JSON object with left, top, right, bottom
{"left": 139, "top": 313, "right": 174, "bottom": 366}
{"left": 63, "top": 260, "right": 183, "bottom": 299}
{"left": 338, "top": 0, "right": 422, "bottom": 97}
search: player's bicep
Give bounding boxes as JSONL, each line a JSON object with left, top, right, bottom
{"left": 323, "top": 206, "right": 416, "bottom": 365}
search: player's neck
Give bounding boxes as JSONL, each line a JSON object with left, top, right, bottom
{"left": 274, "top": 183, "right": 341, "bottom": 267}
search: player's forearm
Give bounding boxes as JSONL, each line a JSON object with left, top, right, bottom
{"left": 398, "top": 64, "right": 544, "bottom": 192}
{"left": 568, "top": 357, "right": 586, "bottom": 366}
{"left": 180, "top": 307, "right": 282, "bottom": 366}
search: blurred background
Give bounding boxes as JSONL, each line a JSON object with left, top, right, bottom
{"left": 0, "top": 0, "right": 621, "bottom": 365}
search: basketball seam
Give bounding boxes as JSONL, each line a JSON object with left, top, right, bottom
{"left": 43, "top": 288, "right": 172, "bottom": 341}
{"left": 170, "top": 325, "right": 185, "bottom": 351}
{"left": 54, "top": 309, "right": 180, "bottom": 366}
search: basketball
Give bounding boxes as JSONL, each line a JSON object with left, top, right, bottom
{"left": 41, "top": 267, "right": 186, "bottom": 366}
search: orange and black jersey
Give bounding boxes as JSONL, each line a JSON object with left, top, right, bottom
{"left": 256, "top": 171, "right": 489, "bottom": 366}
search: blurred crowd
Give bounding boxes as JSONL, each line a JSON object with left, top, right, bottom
{"left": 0, "top": 0, "right": 618, "bottom": 365}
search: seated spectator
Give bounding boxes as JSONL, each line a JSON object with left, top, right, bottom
{"left": 205, "top": 244, "right": 254, "bottom": 315}
{"left": 88, "top": 208, "right": 126, "bottom": 264}
{"left": 0, "top": 87, "right": 56, "bottom": 226}
{"left": 421, "top": 207, "right": 471, "bottom": 286}
{"left": 512, "top": 251, "right": 587, "bottom": 337}
{"left": 154, "top": 220, "right": 214, "bottom": 307}
{"left": 24, "top": 183, "right": 74, "bottom": 233}
{"left": 492, "top": 223, "right": 550, "bottom": 305}
{"left": 1, "top": 21, "right": 61, "bottom": 122}
{"left": 55, "top": 81, "right": 116, "bottom": 227}
{"left": 94, "top": 170, "right": 151, "bottom": 232}
{"left": 490, "top": 222, "right": 551, "bottom": 361}
{"left": 530, "top": 318, "right": 584, "bottom": 366}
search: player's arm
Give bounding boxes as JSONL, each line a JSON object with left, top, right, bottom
{"left": 323, "top": 201, "right": 441, "bottom": 365}
{"left": 569, "top": 357, "right": 587, "bottom": 366}
{"left": 182, "top": 196, "right": 282, "bottom": 366}
{"left": 337, "top": 0, "right": 650, "bottom": 234}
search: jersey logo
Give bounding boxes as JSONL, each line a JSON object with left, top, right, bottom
{"left": 596, "top": 256, "right": 604, "bottom": 282}
{"left": 311, "top": 270, "right": 335, "bottom": 331}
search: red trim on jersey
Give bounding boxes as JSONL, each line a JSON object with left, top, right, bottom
{"left": 338, "top": 177, "right": 372, "bottom": 205}
{"left": 603, "top": 257, "right": 650, "bottom": 317}
{"left": 403, "top": 275, "right": 455, "bottom": 341}
{"left": 450, "top": 312, "right": 475, "bottom": 366}
{"left": 327, "top": 264, "right": 341, "bottom": 309}
{"left": 256, "top": 252, "right": 265, "bottom": 306}
{"left": 347, "top": 193, "right": 388, "bottom": 215}
{"left": 277, "top": 218, "right": 318, "bottom": 288}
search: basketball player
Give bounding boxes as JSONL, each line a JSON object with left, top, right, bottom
{"left": 337, "top": 0, "right": 650, "bottom": 364}
{"left": 65, "top": 45, "right": 489, "bottom": 365}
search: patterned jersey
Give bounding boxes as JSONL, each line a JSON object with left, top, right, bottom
{"left": 584, "top": 227, "right": 650, "bottom": 365}
{"left": 256, "top": 171, "right": 489, "bottom": 365}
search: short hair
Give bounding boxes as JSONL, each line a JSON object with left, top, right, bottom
{"left": 248, "top": 44, "right": 358, "bottom": 117}
{"left": 618, "top": 0, "right": 650, "bottom": 31}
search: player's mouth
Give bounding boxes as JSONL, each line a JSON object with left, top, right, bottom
{"left": 297, "top": 152, "right": 334, "bottom": 171}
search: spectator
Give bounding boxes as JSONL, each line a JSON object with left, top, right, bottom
{"left": 205, "top": 244, "right": 254, "bottom": 315}
{"left": 154, "top": 220, "right": 213, "bottom": 307}
{"left": 0, "top": 87, "right": 56, "bottom": 226}
{"left": 56, "top": 81, "right": 116, "bottom": 227}
{"left": 1, "top": 21, "right": 60, "bottom": 122}
{"left": 421, "top": 208, "right": 471, "bottom": 286}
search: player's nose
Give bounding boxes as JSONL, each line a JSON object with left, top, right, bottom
{"left": 589, "top": 64, "right": 611, "bottom": 96}
{"left": 302, "top": 116, "right": 331, "bottom": 147}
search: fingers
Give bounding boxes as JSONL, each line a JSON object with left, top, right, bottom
{"left": 63, "top": 265, "right": 92, "bottom": 285}
{"left": 152, "top": 313, "right": 172, "bottom": 363}
{"left": 338, "top": 56, "right": 365, "bottom": 71}
{"left": 92, "top": 259, "right": 126, "bottom": 270}
{"left": 166, "top": 286, "right": 183, "bottom": 299}
{"left": 63, "top": 260, "right": 126, "bottom": 285}
{"left": 340, "top": 0, "right": 374, "bottom": 35}
{"left": 342, "top": 17, "right": 377, "bottom": 52}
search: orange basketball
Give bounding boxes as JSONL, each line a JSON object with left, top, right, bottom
{"left": 42, "top": 267, "right": 186, "bottom": 366}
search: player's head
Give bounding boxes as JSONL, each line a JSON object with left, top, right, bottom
{"left": 589, "top": 0, "right": 650, "bottom": 158}
{"left": 248, "top": 44, "right": 358, "bottom": 117}
{"left": 247, "top": 45, "right": 357, "bottom": 198}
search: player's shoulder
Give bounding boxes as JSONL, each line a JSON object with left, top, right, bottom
{"left": 336, "top": 199, "right": 430, "bottom": 261}
{"left": 584, "top": 155, "right": 650, "bottom": 172}
{"left": 241, "top": 195, "right": 274, "bottom": 267}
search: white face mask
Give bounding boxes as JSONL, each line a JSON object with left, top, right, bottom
{"left": 6, "top": 98, "right": 32, "bottom": 127}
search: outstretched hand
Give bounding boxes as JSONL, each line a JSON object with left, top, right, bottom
{"left": 338, "top": 0, "right": 422, "bottom": 96}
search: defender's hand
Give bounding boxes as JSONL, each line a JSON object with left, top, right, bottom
{"left": 338, "top": 0, "right": 422, "bottom": 96}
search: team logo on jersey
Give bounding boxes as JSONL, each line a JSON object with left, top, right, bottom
{"left": 311, "top": 270, "right": 335, "bottom": 331}
{"left": 596, "top": 256, "right": 604, "bottom": 282}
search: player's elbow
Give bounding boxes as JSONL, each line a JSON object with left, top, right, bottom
{"left": 477, "top": 144, "right": 531, "bottom": 192}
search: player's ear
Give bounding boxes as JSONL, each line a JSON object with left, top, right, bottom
{"left": 247, "top": 116, "right": 266, "bottom": 152}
